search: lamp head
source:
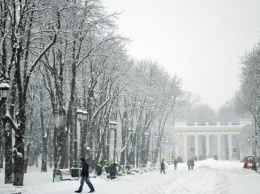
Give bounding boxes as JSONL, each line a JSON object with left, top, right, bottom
{"left": 0, "top": 81, "right": 10, "bottom": 99}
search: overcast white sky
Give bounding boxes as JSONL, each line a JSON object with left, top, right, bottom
{"left": 103, "top": 0, "right": 260, "bottom": 110}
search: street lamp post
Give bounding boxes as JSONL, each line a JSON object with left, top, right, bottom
{"left": 71, "top": 108, "right": 87, "bottom": 177}
{"left": 108, "top": 121, "right": 117, "bottom": 162}
{"left": 127, "top": 128, "right": 134, "bottom": 165}
{"left": 151, "top": 131, "right": 158, "bottom": 164}
{"left": 82, "top": 110, "right": 88, "bottom": 121}
{"left": 0, "top": 80, "right": 10, "bottom": 181}
{"left": 106, "top": 128, "right": 109, "bottom": 165}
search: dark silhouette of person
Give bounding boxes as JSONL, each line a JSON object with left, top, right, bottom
{"left": 96, "top": 161, "right": 103, "bottom": 176}
{"left": 173, "top": 159, "right": 178, "bottom": 170}
{"left": 190, "top": 158, "right": 195, "bottom": 170}
{"left": 187, "top": 159, "right": 191, "bottom": 170}
{"left": 75, "top": 158, "right": 95, "bottom": 193}
{"left": 160, "top": 159, "right": 165, "bottom": 174}
{"left": 108, "top": 161, "right": 117, "bottom": 180}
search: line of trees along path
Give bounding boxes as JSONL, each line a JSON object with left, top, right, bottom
{"left": 0, "top": 0, "right": 188, "bottom": 186}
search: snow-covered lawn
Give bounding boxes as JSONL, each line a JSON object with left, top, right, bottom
{"left": 1, "top": 159, "right": 260, "bottom": 194}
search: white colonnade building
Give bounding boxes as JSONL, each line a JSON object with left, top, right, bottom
{"left": 173, "top": 119, "right": 252, "bottom": 162}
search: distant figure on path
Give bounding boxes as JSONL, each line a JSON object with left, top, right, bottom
{"left": 173, "top": 159, "right": 178, "bottom": 170}
{"left": 187, "top": 159, "right": 191, "bottom": 170}
{"left": 190, "top": 158, "right": 195, "bottom": 170}
{"left": 96, "top": 161, "right": 103, "bottom": 176}
{"left": 108, "top": 161, "right": 117, "bottom": 180}
{"left": 160, "top": 159, "right": 165, "bottom": 174}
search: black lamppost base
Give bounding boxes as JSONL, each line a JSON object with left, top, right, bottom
{"left": 71, "top": 162, "right": 81, "bottom": 177}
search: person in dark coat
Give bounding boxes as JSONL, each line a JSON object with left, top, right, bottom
{"left": 187, "top": 159, "right": 191, "bottom": 170}
{"left": 109, "top": 161, "right": 117, "bottom": 180}
{"left": 190, "top": 158, "right": 195, "bottom": 170}
{"left": 75, "top": 158, "right": 95, "bottom": 193}
{"left": 173, "top": 159, "right": 178, "bottom": 170}
{"left": 96, "top": 161, "right": 103, "bottom": 176}
{"left": 160, "top": 159, "right": 165, "bottom": 174}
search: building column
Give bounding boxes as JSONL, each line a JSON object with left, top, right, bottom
{"left": 228, "top": 134, "right": 232, "bottom": 160}
{"left": 175, "top": 135, "right": 179, "bottom": 160}
{"left": 183, "top": 134, "right": 187, "bottom": 161}
{"left": 217, "top": 134, "right": 221, "bottom": 160}
{"left": 206, "top": 134, "right": 210, "bottom": 158}
{"left": 195, "top": 134, "right": 199, "bottom": 159}
{"left": 178, "top": 135, "right": 184, "bottom": 161}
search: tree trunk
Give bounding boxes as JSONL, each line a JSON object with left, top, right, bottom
{"left": 0, "top": 131, "right": 4, "bottom": 168}
{"left": 4, "top": 124, "right": 12, "bottom": 184}
{"left": 80, "top": 121, "right": 87, "bottom": 158}
{"left": 4, "top": 79, "right": 17, "bottom": 183}
{"left": 59, "top": 128, "right": 68, "bottom": 168}
{"left": 54, "top": 125, "right": 58, "bottom": 169}
{"left": 48, "top": 129, "right": 53, "bottom": 168}
{"left": 69, "top": 116, "right": 74, "bottom": 169}
{"left": 35, "top": 154, "right": 38, "bottom": 168}
{"left": 41, "top": 136, "right": 48, "bottom": 172}
{"left": 119, "top": 110, "right": 128, "bottom": 165}
{"left": 40, "top": 89, "right": 47, "bottom": 172}
{"left": 24, "top": 143, "right": 31, "bottom": 173}
{"left": 56, "top": 109, "right": 68, "bottom": 169}
{"left": 24, "top": 106, "right": 34, "bottom": 174}
{"left": 13, "top": 108, "right": 26, "bottom": 186}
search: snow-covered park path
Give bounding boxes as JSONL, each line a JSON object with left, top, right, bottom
{"left": 1, "top": 159, "right": 260, "bottom": 194}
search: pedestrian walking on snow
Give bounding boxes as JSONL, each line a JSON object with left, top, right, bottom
{"left": 190, "top": 158, "right": 195, "bottom": 170}
{"left": 160, "top": 159, "right": 165, "bottom": 174}
{"left": 173, "top": 159, "right": 178, "bottom": 170}
{"left": 187, "top": 159, "right": 191, "bottom": 170}
{"left": 75, "top": 158, "right": 95, "bottom": 193}
{"left": 96, "top": 161, "right": 103, "bottom": 176}
{"left": 108, "top": 161, "right": 117, "bottom": 180}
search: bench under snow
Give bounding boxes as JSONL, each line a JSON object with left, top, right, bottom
{"left": 53, "top": 169, "right": 80, "bottom": 181}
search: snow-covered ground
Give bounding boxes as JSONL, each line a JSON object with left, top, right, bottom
{"left": 1, "top": 159, "right": 260, "bottom": 194}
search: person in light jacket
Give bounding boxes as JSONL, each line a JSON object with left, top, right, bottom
{"left": 108, "top": 161, "right": 117, "bottom": 180}
{"left": 96, "top": 161, "right": 103, "bottom": 176}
